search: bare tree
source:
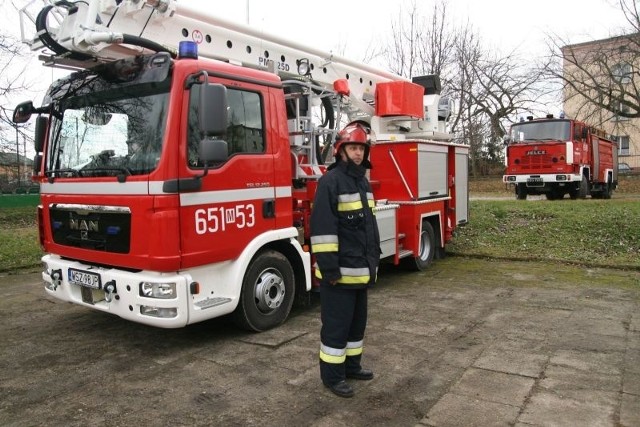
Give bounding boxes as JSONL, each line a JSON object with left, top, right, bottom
{"left": 0, "top": 0, "right": 35, "bottom": 153}
{"left": 543, "top": 0, "right": 639, "bottom": 125}
{"left": 383, "top": 0, "right": 547, "bottom": 176}
{"left": 384, "top": 0, "right": 455, "bottom": 79}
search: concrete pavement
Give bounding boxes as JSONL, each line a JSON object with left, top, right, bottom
{"left": 1, "top": 258, "right": 639, "bottom": 426}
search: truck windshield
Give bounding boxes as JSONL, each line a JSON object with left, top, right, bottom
{"left": 510, "top": 120, "right": 570, "bottom": 143}
{"left": 44, "top": 55, "right": 171, "bottom": 178}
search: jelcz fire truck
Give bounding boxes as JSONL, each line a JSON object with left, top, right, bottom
{"left": 13, "top": 0, "right": 468, "bottom": 330}
{"left": 503, "top": 115, "right": 618, "bottom": 200}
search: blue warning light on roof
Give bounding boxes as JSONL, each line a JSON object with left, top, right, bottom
{"left": 179, "top": 41, "right": 198, "bottom": 59}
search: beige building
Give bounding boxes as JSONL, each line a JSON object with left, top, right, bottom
{"left": 562, "top": 35, "right": 639, "bottom": 170}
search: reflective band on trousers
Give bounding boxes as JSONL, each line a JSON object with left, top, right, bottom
{"left": 320, "top": 343, "right": 346, "bottom": 364}
{"left": 346, "top": 340, "right": 363, "bottom": 356}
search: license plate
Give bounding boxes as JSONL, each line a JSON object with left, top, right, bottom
{"left": 68, "top": 268, "right": 101, "bottom": 289}
{"left": 527, "top": 177, "right": 543, "bottom": 184}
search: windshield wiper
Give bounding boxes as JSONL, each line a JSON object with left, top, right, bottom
{"left": 45, "top": 168, "right": 80, "bottom": 178}
{"left": 78, "top": 167, "right": 132, "bottom": 182}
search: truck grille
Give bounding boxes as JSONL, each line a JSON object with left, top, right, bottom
{"left": 49, "top": 204, "right": 131, "bottom": 253}
{"left": 521, "top": 154, "right": 554, "bottom": 169}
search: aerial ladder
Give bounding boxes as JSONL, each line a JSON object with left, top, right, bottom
{"left": 18, "top": 0, "right": 452, "bottom": 178}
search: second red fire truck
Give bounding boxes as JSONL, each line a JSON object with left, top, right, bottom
{"left": 503, "top": 115, "right": 618, "bottom": 200}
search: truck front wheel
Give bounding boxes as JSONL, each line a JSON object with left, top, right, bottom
{"left": 578, "top": 176, "right": 589, "bottom": 199}
{"left": 516, "top": 184, "right": 527, "bottom": 200}
{"left": 232, "top": 250, "right": 295, "bottom": 332}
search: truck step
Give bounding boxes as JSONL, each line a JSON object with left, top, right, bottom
{"left": 398, "top": 249, "right": 413, "bottom": 259}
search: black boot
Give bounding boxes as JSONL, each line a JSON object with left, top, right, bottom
{"left": 324, "top": 380, "right": 354, "bottom": 398}
{"left": 346, "top": 368, "right": 374, "bottom": 380}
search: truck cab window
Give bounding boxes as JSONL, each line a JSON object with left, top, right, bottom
{"left": 188, "top": 87, "right": 265, "bottom": 168}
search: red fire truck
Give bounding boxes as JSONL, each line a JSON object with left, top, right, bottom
{"left": 503, "top": 115, "right": 618, "bottom": 200}
{"left": 13, "top": 0, "right": 468, "bottom": 330}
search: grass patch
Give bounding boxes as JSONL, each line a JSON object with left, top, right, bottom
{"left": 1, "top": 198, "right": 639, "bottom": 273}
{"left": 0, "top": 206, "right": 41, "bottom": 272}
{"left": 449, "top": 199, "right": 640, "bottom": 269}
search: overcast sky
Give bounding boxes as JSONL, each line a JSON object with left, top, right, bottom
{"left": 191, "top": 0, "right": 626, "bottom": 58}
{"left": 1, "top": 0, "right": 628, "bottom": 105}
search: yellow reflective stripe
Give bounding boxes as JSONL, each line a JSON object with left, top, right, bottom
{"left": 311, "top": 243, "right": 339, "bottom": 253}
{"left": 368, "top": 199, "right": 375, "bottom": 208}
{"left": 338, "top": 200, "right": 363, "bottom": 211}
{"left": 320, "top": 351, "right": 346, "bottom": 364}
{"left": 346, "top": 340, "right": 363, "bottom": 356}
{"left": 317, "top": 266, "right": 372, "bottom": 284}
{"left": 332, "top": 267, "right": 371, "bottom": 284}
{"left": 320, "top": 344, "right": 346, "bottom": 364}
{"left": 346, "top": 347, "right": 363, "bottom": 356}
{"left": 338, "top": 275, "right": 371, "bottom": 284}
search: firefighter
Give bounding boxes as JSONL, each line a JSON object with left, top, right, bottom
{"left": 310, "top": 121, "right": 382, "bottom": 398}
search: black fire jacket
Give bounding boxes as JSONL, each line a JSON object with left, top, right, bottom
{"left": 310, "top": 159, "right": 381, "bottom": 289}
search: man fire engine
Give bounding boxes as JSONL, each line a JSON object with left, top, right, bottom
{"left": 503, "top": 114, "right": 618, "bottom": 200}
{"left": 13, "top": 0, "right": 468, "bottom": 330}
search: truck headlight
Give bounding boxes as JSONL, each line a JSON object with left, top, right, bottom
{"left": 139, "top": 282, "right": 177, "bottom": 299}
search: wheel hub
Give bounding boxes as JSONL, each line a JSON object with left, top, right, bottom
{"left": 254, "top": 269, "right": 285, "bottom": 313}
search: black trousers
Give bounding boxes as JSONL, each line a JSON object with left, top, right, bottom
{"left": 319, "top": 285, "right": 368, "bottom": 385}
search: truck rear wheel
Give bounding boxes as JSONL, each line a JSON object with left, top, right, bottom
{"left": 232, "top": 249, "right": 295, "bottom": 332}
{"left": 404, "top": 221, "right": 435, "bottom": 271}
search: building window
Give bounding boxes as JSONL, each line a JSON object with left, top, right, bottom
{"left": 612, "top": 62, "right": 632, "bottom": 84}
{"left": 617, "top": 135, "right": 630, "bottom": 156}
{"left": 613, "top": 101, "right": 631, "bottom": 122}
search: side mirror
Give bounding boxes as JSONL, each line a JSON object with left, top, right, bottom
{"left": 34, "top": 116, "right": 49, "bottom": 153}
{"left": 33, "top": 153, "right": 43, "bottom": 175}
{"left": 13, "top": 101, "right": 35, "bottom": 124}
{"left": 199, "top": 83, "right": 228, "bottom": 136}
{"left": 502, "top": 135, "right": 511, "bottom": 145}
{"left": 199, "top": 138, "right": 228, "bottom": 164}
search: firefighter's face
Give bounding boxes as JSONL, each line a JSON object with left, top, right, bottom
{"left": 341, "top": 144, "right": 365, "bottom": 165}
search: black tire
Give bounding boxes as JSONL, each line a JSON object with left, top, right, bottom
{"left": 232, "top": 250, "right": 295, "bottom": 332}
{"left": 516, "top": 184, "right": 527, "bottom": 200}
{"left": 578, "top": 176, "right": 589, "bottom": 199}
{"left": 404, "top": 221, "right": 436, "bottom": 271}
{"left": 569, "top": 187, "right": 578, "bottom": 200}
{"left": 603, "top": 183, "right": 613, "bottom": 199}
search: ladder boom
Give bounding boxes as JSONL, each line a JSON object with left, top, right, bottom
{"left": 20, "top": 0, "right": 404, "bottom": 108}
